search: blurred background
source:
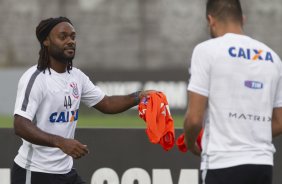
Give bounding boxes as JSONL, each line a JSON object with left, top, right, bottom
{"left": 0, "top": 0, "right": 281, "bottom": 125}
{"left": 1, "top": 1, "right": 282, "bottom": 184}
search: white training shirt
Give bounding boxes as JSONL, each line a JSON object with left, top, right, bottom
{"left": 188, "top": 33, "right": 282, "bottom": 170}
{"left": 14, "top": 65, "right": 105, "bottom": 174}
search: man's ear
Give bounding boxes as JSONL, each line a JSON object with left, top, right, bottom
{"left": 207, "top": 15, "right": 216, "bottom": 27}
{"left": 43, "top": 38, "right": 50, "bottom": 47}
{"left": 242, "top": 15, "right": 246, "bottom": 26}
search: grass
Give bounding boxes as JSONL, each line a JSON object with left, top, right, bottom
{"left": 0, "top": 115, "right": 13, "bottom": 128}
{"left": 0, "top": 113, "right": 185, "bottom": 128}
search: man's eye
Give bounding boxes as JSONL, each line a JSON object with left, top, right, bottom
{"left": 60, "top": 35, "right": 66, "bottom": 40}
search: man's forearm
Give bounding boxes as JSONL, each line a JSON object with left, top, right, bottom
{"left": 272, "top": 120, "right": 282, "bottom": 138}
{"left": 184, "top": 123, "right": 200, "bottom": 149}
{"left": 272, "top": 108, "right": 282, "bottom": 138}
{"left": 101, "top": 95, "right": 138, "bottom": 114}
{"left": 14, "top": 115, "right": 64, "bottom": 148}
{"left": 94, "top": 91, "right": 142, "bottom": 114}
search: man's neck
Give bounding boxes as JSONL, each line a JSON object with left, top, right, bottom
{"left": 216, "top": 22, "right": 244, "bottom": 37}
{"left": 49, "top": 58, "right": 68, "bottom": 73}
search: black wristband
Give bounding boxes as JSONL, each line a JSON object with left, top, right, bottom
{"left": 131, "top": 91, "right": 142, "bottom": 105}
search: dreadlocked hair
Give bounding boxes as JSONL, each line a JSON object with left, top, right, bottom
{"left": 37, "top": 45, "right": 51, "bottom": 74}
{"left": 35, "top": 17, "right": 73, "bottom": 74}
{"left": 37, "top": 46, "right": 73, "bottom": 74}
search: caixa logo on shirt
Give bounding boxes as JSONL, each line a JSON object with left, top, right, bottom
{"left": 244, "top": 80, "right": 263, "bottom": 89}
{"left": 228, "top": 47, "right": 273, "bottom": 62}
{"left": 49, "top": 109, "right": 79, "bottom": 123}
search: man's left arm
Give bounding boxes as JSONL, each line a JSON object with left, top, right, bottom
{"left": 93, "top": 90, "right": 153, "bottom": 114}
{"left": 183, "top": 91, "right": 208, "bottom": 156}
{"left": 272, "top": 107, "right": 282, "bottom": 138}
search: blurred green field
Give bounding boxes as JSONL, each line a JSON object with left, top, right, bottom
{"left": 0, "top": 113, "right": 184, "bottom": 128}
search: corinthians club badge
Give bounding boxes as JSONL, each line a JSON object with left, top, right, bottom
{"left": 70, "top": 82, "right": 79, "bottom": 99}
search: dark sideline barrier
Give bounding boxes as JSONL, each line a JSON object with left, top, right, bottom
{"left": 0, "top": 129, "right": 282, "bottom": 184}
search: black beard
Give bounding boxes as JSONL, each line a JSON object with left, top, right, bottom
{"left": 53, "top": 55, "right": 72, "bottom": 64}
{"left": 49, "top": 45, "right": 75, "bottom": 64}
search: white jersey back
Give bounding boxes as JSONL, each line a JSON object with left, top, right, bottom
{"left": 14, "top": 66, "right": 105, "bottom": 174}
{"left": 188, "top": 33, "right": 282, "bottom": 170}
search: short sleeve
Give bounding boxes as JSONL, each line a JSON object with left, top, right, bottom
{"left": 187, "top": 44, "right": 211, "bottom": 97}
{"left": 14, "top": 69, "right": 44, "bottom": 121}
{"left": 274, "top": 59, "right": 282, "bottom": 107}
{"left": 80, "top": 72, "right": 105, "bottom": 107}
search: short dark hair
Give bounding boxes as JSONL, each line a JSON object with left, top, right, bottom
{"left": 206, "top": 0, "right": 243, "bottom": 24}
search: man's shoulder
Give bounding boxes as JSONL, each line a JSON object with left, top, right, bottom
{"left": 192, "top": 38, "right": 220, "bottom": 56}
{"left": 69, "top": 67, "right": 90, "bottom": 80}
{"left": 24, "top": 65, "right": 39, "bottom": 73}
{"left": 194, "top": 37, "right": 223, "bottom": 50}
{"left": 21, "top": 65, "right": 43, "bottom": 80}
{"left": 17, "top": 65, "right": 46, "bottom": 92}
{"left": 249, "top": 37, "right": 282, "bottom": 63}
{"left": 70, "top": 67, "right": 85, "bottom": 75}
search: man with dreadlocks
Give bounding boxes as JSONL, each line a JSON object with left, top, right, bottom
{"left": 183, "top": 0, "right": 282, "bottom": 184}
{"left": 11, "top": 17, "right": 155, "bottom": 184}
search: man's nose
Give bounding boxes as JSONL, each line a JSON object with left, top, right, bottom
{"left": 68, "top": 38, "right": 76, "bottom": 45}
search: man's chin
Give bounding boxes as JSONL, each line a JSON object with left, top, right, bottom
{"left": 66, "top": 55, "right": 75, "bottom": 60}
{"left": 64, "top": 54, "right": 75, "bottom": 60}
{"left": 57, "top": 59, "right": 72, "bottom": 65}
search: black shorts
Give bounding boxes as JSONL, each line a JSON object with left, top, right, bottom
{"left": 11, "top": 162, "right": 86, "bottom": 184}
{"left": 201, "top": 164, "right": 272, "bottom": 184}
